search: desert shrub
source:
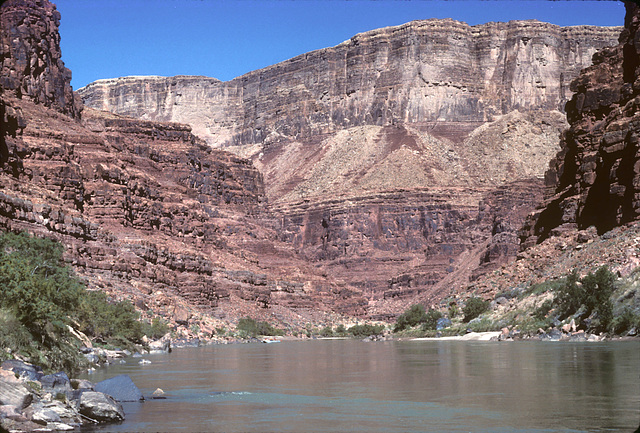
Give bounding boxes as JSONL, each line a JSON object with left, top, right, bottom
{"left": 462, "top": 297, "right": 489, "bottom": 322}
{"left": 553, "top": 266, "right": 615, "bottom": 332}
{"left": 236, "top": 317, "right": 281, "bottom": 337}
{"left": 422, "top": 309, "right": 443, "bottom": 331}
{"left": 448, "top": 302, "right": 458, "bottom": 319}
{"left": 348, "top": 324, "right": 385, "bottom": 337}
{"left": 320, "top": 326, "right": 334, "bottom": 337}
{"left": 610, "top": 308, "right": 640, "bottom": 334}
{"left": 394, "top": 304, "right": 427, "bottom": 331}
{"left": 533, "top": 299, "right": 554, "bottom": 321}
{"left": 141, "top": 317, "right": 170, "bottom": 340}
{"left": 0, "top": 231, "right": 144, "bottom": 372}
{"left": 335, "top": 324, "right": 347, "bottom": 336}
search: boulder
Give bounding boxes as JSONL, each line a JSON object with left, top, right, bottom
{"left": 78, "top": 391, "right": 124, "bottom": 423}
{"left": 0, "top": 372, "right": 33, "bottom": 410}
{"left": 1, "top": 361, "right": 43, "bottom": 381}
{"left": 148, "top": 333, "right": 172, "bottom": 353}
{"left": 40, "top": 371, "right": 72, "bottom": 397}
{"left": 94, "top": 375, "right": 144, "bottom": 402}
{"left": 32, "top": 407, "right": 61, "bottom": 425}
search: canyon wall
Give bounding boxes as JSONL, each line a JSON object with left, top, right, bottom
{"left": 522, "top": 1, "right": 640, "bottom": 245}
{"left": 75, "top": 13, "right": 622, "bottom": 313}
{"left": 78, "top": 20, "right": 620, "bottom": 149}
{"left": 0, "top": 0, "right": 368, "bottom": 332}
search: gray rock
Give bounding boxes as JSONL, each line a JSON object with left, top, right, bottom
{"left": 95, "top": 375, "right": 144, "bottom": 402}
{"left": 0, "top": 379, "right": 33, "bottom": 410}
{"left": 78, "top": 391, "right": 124, "bottom": 423}
{"left": 41, "top": 371, "right": 72, "bottom": 397}
{"left": 436, "top": 318, "right": 452, "bottom": 330}
{"left": 1, "top": 360, "right": 43, "bottom": 381}
{"left": 32, "top": 407, "right": 61, "bottom": 424}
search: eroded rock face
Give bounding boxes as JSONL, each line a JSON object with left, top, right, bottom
{"left": 522, "top": 1, "right": 640, "bottom": 245}
{"left": 77, "top": 20, "right": 620, "bottom": 148}
{"left": 0, "top": 0, "right": 79, "bottom": 118}
{"left": 0, "top": 0, "right": 368, "bottom": 326}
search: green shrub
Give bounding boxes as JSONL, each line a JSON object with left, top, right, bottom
{"left": 335, "top": 324, "right": 347, "bottom": 336}
{"left": 533, "top": 299, "right": 554, "bottom": 321}
{"left": 320, "top": 326, "right": 334, "bottom": 337}
{"left": 141, "top": 317, "right": 170, "bottom": 340}
{"left": 422, "top": 309, "right": 443, "bottom": 331}
{"left": 236, "top": 317, "right": 281, "bottom": 337}
{"left": 448, "top": 302, "right": 458, "bottom": 319}
{"left": 348, "top": 324, "right": 385, "bottom": 337}
{"left": 553, "top": 266, "right": 616, "bottom": 332}
{"left": 610, "top": 308, "right": 640, "bottom": 334}
{"left": 0, "top": 231, "right": 145, "bottom": 372}
{"left": 394, "top": 304, "right": 427, "bottom": 331}
{"left": 462, "top": 297, "right": 489, "bottom": 322}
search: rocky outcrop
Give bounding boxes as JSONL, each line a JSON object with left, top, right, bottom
{"left": 77, "top": 20, "right": 619, "bottom": 148}
{"left": 0, "top": 0, "right": 79, "bottom": 118}
{"left": 0, "top": 360, "right": 124, "bottom": 430}
{"left": 0, "top": 0, "right": 368, "bottom": 329}
{"left": 522, "top": 1, "right": 640, "bottom": 245}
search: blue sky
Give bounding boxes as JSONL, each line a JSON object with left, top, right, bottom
{"left": 54, "top": 0, "right": 626, "bottom": 90}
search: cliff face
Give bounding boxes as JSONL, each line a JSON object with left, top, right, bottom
{"left": 522, "top": 2, "right": 640, "bottom": 245}
{"left": 0, "top": 0, "right": 368, "bottom": 332}
{"left": 0, "top": 0, "right": 79, "bottom": 118}
{"left": 78, "top": 20, "right": 620, "bottom": 148}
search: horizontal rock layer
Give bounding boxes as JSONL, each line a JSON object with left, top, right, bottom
{"left": 78, "top": 20, "right": 620, "bottom": 148}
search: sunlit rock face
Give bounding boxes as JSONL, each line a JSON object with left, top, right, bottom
{"left": 522, "top": 1, "right": 640, "bottom": 246}
{"left": 78, "top": 19, "right": 620, "bottom": 149}
{"left": 76, "top": 16, "right": 622, "bottom": 313}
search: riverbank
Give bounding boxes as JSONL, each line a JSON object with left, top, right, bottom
{"left": 0, "top": 360, "right": 126, "bottom": 432}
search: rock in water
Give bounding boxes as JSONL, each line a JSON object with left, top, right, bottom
{"left": 94, "top": 375, "right": 144, "bottom": 402}
{"left": 78, "top": 391, "right": 125, "bottom": 422}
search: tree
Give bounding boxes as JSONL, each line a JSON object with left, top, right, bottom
{"left": 394, "top": 304, "right": 427, "bottom": 332}
{"left": 462, "top": 297, "right": 489, "bottom": 322}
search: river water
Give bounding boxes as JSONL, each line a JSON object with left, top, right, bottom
{"left": 81, "top": 339, "right": 640, "bottom": 432}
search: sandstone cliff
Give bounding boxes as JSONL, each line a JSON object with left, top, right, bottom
{"left": 0, "top": 0, "right": 368, "bottom": 334}
{"left": 78, "top": 20, "right": 619, "bottom": 149}
{"left": 522, "top": 1, "right": 640, "bottom": 245}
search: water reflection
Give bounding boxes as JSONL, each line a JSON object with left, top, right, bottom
{"left": 82, "top": 340, "right": 640, "bottom": 432}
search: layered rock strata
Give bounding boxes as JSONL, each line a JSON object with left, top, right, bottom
{"left": 0, "top": 0, "right": 367, "bottom": 329}
{"left": 0, "top": 0, "right": 79, "bottom": 118}
{"left": 522, "top": 1, "right": 640, "bottom": 245}
{"left": 78, "top": 20, "right": 620, "bottom": 148}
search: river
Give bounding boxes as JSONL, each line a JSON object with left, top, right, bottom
{"left": 80, "top": 339, "right": 640, "bottom": 432}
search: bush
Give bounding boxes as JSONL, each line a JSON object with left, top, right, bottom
{"left": 394, "top": 304, "right": 427, "bottom": 332}
{"left": 553, "top": 266, "right": 616, "bottom": 332}
{"left": 0, "top": 231, "right": 145, "bottom": 372}
{"left": 422, "top": 309, "right": 443, "bottom": 331}
{"left": 141, "top": 317, "right": 170, "bottom": 340}
{"left": 462, "top": 297, "right": 489, "bottom": 322}
{"left": 236, "top": 317, "right": 281, "bottom": 337}
{"left": 348, "top": 324, "right": 385, "bottom": 337}
{"left": 335, "top": 324, "right": 347, "bottom": 336}
{"left": 533, "top": 299, "right": 554, "bottom": 321}
{"left": 320, "top": 326, "right": 334, "bottom": 337}
{"left": 610, "top": 308, "right": 640, "bottom": 334}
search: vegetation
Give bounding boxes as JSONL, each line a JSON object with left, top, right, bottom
{"left": 422, "top": 309, "right": 443, "bottom": 331}
{"left": 462, "top": 297, "right": 489, "bottom": 322}
{"left": 347, "top": 323, "right": 385, "bottom": 337}
{"left": 235, "top": 317, "right": 284, "bottom": 337}
{"left": 550, "top": 266, "right": 616, "bottom": 332}
{"left": 0, "top": 231, "right": 158, "bottom": 373}
{"left": 394, "top": 304, "right": 427, "bottom": 331}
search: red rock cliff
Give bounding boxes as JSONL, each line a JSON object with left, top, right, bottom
{"left": 522, "top": 1, "right": 640, "bottom": 245}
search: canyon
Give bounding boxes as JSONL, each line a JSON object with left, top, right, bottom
{"left": 1, "top": 0, "right": 637, "bottom": 333}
